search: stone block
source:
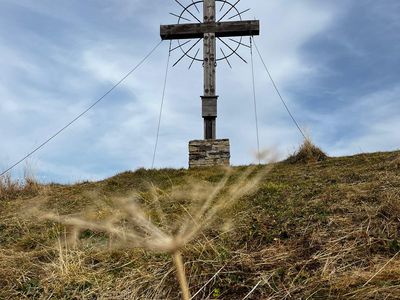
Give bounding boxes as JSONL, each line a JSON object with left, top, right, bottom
{"left": 189, "top": 139, "right": 230, "bottom": 168}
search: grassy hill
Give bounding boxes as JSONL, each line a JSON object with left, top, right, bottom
{"left": 0, "top": 150, "right": 399, "bottom": 299}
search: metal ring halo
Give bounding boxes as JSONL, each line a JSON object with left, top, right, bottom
{"left": 176, "top": 0, "right": 244, "bottom": 63}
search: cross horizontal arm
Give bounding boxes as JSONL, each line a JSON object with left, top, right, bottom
{"left": 160, "top": 20, "right": 260, "bottom": 40}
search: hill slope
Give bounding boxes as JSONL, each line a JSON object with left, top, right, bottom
{"left": 1, "top": 151, "right": 400, "bottom": 299}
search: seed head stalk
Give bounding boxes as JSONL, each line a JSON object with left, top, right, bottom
{"left": 172, "top": 250, "right": 191, "bottom": 300}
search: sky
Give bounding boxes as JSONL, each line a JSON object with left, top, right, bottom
{"left": 0, "top": 0, "right": 399, "bottom": 183}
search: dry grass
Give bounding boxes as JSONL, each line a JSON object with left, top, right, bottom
{"left": 40, "top": 165, "right": 271, "bottom": 299}
{"left": 0, "top": 150, "right": 400, "bottom": 299}
{"left": 286, "top": 138, "right": 328, "bottom": 164}
{"left": 0, "top": 172, "right": 40, "bottom": 201}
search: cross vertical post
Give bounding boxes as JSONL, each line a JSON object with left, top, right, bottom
{"left": 160, "top": 0, "right": 260, "bottom": 167}
{"left": 202, "top": 0, "right": 217, "bottom": 140}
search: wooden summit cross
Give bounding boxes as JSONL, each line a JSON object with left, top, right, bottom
{"left": 160, "top": 0, "right": 260, "bottom": 167}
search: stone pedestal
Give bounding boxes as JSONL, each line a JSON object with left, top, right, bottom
{"left": 189, "top": 139, "right": 230, "bottom": 168}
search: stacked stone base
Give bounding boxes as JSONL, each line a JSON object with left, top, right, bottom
{"left": 189, "top": 139, "right": 230, "bottom": 168}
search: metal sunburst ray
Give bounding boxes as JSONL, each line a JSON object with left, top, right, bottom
{"left": 175, "top": 0, "right": 202, "bottom": 23}
{"left": 191, "top": 0, "right": 200, "bottom": 13}
{"left": 218, "top": 37, "right": 247, "bottom": 63}
{"left": 220, "top": 47, "right": 232, "bottom": 68}
{"left": 228, "top": 8, "right": 250, "bottom": 20}
{"left": 228, "top": 37, "right": 250, "bottom": 48}
{"left": 173, "top": 38, "right": 202, "bottom": 67}
{"left": 218, "top": 0, "right": 241, "bottom": 22}
{"left": 189, "top": 48, "right": 201, "bottom": 69}
{"left": 170, "top": 12, "right": 192, "bottom": 23}
{"left": 170, "top": 40, "right": 192, "bottom": 53}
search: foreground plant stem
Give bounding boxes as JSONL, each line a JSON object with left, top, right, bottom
{"left": 172, "top": 251, "right": 191, "bottom": 300}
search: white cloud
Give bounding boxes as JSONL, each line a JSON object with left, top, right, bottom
{"left": 327, "top": 85, "right": 400, "bottom": 155}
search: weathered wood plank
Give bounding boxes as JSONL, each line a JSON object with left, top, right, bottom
{"left": 160, "top": 20, "right": 260, "bottom": 40}
{"left": 202, "top": 96, "right": 218, "bottom": 117}
{"left": 203, "top": 0, "right": 217, "bottom": 139}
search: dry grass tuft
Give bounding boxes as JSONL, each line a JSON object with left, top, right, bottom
{"left": 389, "top": 154, "right": 400, "bottom": 170}
{"left": 286, "top": 138, "right": 328, "bottom": 164}
{"left": 379, "top": 190, "right": 400, "bottom": 221}
{"left": 0, "top": 172, "right": 40, "bottom": 201}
